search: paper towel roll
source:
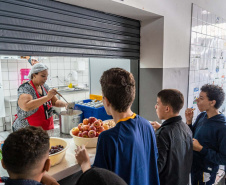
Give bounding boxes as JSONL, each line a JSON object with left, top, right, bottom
{"left": 71, "top": 70, "right": 78, "bottom": 81}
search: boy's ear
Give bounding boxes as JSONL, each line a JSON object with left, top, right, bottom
{"left": 165, "top": 106, "right": 170, "bottom": 113}
{"left": 210, "top": 100, "right": 216, "bottom": 107}
{"left": 43, "top": 159, "right": 50, "bottom": 172}
{"left": 104, "top": 97, "right": 110, "bottom": 106}
{"left": 1, "top": 159, "right": 6, "bottom": 170}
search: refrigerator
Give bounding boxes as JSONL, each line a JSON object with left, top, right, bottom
{"left": 89, "top": 58, "right": 139, "bottom": 114}
{"left": 89, "top": 58, "right": 131, "bottom": 96}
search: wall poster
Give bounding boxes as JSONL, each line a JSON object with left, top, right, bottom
{"left": 189, "top": 4, "right": 226, "bottom": 120}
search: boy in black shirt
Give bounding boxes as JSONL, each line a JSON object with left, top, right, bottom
{"left": 151, "top": 89, "right": 193, "bottom": 185}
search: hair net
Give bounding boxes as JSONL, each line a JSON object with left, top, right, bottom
{"left": 28, "top": 63, "right": 48, "bottom": 79}
{"left": 30, "top": 56, "right": 38, "bottom": 60}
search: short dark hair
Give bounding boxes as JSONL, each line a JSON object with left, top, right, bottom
{"left": 157, "top": 89, "right": 184, "bottom": 113}
{"left": 201, "top": 84, "right": 225, "bottom": 109}
{"left": 100, "top": 68, "right": 135, "bottom": 112}
{"left": 77, "top": 167, "right": 127, "bottom": 185}
{"left": 2, "top": 126, "right": 49, "bottom": 174}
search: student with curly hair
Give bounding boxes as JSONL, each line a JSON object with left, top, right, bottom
{"left": 1, "top": 126, "right": 58, "bottom": 185}
{"left": 185, "top": 84, "right": 226, "bottom": 185}
{"left": 75, "top": 68, "right": 160, "bottom": 185}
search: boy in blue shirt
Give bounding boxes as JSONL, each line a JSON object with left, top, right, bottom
{"left": 1, "top": 126, "right": 58, "bottom": 185}
{"left": 185, "top": 84, "right": 226, "bottom": 185}
{"left": 76, "top": 68, "right": 160, "bottom": 185}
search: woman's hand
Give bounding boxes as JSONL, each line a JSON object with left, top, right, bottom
{"left": 75, "top": 145, "right": 91, "bottom": 172}
{"left": 185, "top": 108, "right": 194, "bottom": 125}
{"left": 47, "top": 89, "right": 57, "bottom": 100}
{"left": 66, "top": 102, "right": 75, "bottom": 109}
{"left": 150, "top": 121, "right": 161, "bottom": 130}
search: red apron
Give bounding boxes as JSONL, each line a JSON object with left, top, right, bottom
{"left": 25, "top": 81, "right": 54, "bottom": 130}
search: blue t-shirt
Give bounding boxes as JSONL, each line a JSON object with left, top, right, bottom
{"left": 93, "top": 114, "right": 160, "bottom": 185}
{"left": 3, "top": 177, "right": 43, "bottom": 185}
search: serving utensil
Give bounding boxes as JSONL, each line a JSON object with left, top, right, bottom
{"left": 55, "top": 90, "right": 74, "bottom": 115}
{"left": 55, "top": 91, "right": 69, "bottom": 104}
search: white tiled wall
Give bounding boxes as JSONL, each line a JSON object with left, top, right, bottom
{"left": 1, "top": 58, "right": 30, "bottom": 97}
{"left": 39, "top": 57, "right": 90, "bottom": 87}
{"left": 0, "top": 56, "right": 90, "bottom": 128}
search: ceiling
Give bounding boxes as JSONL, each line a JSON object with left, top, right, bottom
{"left": 55, "top": 0, "right": 161, "bottom": 21}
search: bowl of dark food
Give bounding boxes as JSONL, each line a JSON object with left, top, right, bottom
{"left": 49, "top": 137, "right": 69, "bottom": 167}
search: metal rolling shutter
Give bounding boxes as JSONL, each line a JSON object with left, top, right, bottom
{"left": 0, "top": 0, "right": 140, "bottom": 59}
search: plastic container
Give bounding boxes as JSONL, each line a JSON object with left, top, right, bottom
{"left": 70, "top": 129, "right": 98, "bottom": 148}
{"left": 20, "top": 69, "right": 31, "bottom": 84}
{"left": 90, "top": 94, "right": 103, "bottom": 101}
{"left": 74, "top": 99, "right": 112, "bottom": 121}
{"left": 49, "top": 137, "right": 69, "bottom": 167}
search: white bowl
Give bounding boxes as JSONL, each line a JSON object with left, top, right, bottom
{"left": 70, "top": 129, "right": 98, "bottom": 148}
{"left": 103, "top": 119, "right": 116, "bottom": 128}
{"left": 49, "top": 137, "right": 69, "bottom": 167}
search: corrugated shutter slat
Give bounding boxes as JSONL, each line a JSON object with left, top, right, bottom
{"left": 0, "top": 0, "right": 140, "bottom": 59}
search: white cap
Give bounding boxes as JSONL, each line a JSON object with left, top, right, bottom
{"left": 30, "top": 56, "right": 38, "bottom": 61}
{"left": 28, "top": 63, "right": 48, "bottom": 79}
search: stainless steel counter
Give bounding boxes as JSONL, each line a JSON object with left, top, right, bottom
{"left": 47, "top": 120, "right": 72, "bottom": 138}
{"left": 57, "top": 88, "right": 89, "bottom": 95}
{"left": 4, "top": 96, "right": 17, "bottom": 130}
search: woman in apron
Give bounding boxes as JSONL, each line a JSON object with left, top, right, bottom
{"left": 13, "top": 63, "right": 69, "bottom": 131}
